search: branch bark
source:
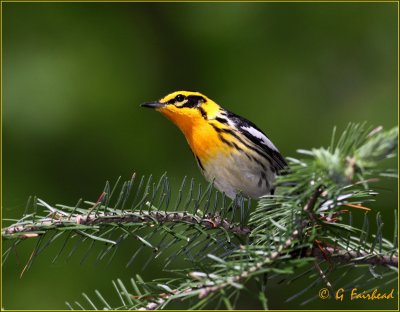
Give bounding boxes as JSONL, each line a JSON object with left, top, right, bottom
{"left": 311, "top": 246, "right": 398, "bottom": 267}
{"left": 2, "top": 210, "right": 251, "bottom": 238}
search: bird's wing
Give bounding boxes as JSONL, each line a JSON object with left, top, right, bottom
{"left": 225, "top": 110, "right": 288, "bottom": 173}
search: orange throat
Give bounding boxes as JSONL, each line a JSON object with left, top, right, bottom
{"left": 158, "top": 107, "right": 227, "bottom": 163}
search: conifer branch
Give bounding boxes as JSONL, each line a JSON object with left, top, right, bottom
{"left": 2, "top": 123, "right": 398, "bottom": 310}
{"left": 3, "top": 201, "right": 396, "bottom": 268}
{"left": 2, "top": 209, "right": 251, "bottom": 239}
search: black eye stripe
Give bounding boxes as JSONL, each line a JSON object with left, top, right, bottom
{"left": 178, "top": 95, "right": 206, "bottom": 108}
{"left": 165, "top": 95, "right": 207, "bottom": 106}
{"left": 166, "top": 94, "right": 186, "bottom": 105}
{"left": 171, "top": 95, "right": 208, "bottom": 118}
{"left": 175, "top": 94, "right": 185, "bottom": 102}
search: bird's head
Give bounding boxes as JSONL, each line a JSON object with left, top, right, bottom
{"left": 141, "top": 91, "right": 221, "bottom": 131}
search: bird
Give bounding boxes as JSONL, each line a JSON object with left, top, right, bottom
{"left": 141, "top": 91, "right": 287, "bottom": 199}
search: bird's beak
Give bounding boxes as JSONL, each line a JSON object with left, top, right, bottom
{"left": 140, "top": 101, "right": 166, "bottom": 109}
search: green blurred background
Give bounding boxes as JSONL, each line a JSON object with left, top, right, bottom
{"left": 2, "top": 2, "right": 398, "bottom": 310}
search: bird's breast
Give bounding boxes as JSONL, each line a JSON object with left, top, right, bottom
{"left": 185, "top": 122, "right": 231, "bottom": 164}
{"left": 159, "top": 109, "right": 229, "bottom": 163}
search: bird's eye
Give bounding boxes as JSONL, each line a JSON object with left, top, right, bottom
{"left": 175, "top": 94, "right": 185, "bottom": 102}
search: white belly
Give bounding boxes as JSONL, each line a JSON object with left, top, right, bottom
{"left": 201, "top": 151, "right": 275, "bottom": 199}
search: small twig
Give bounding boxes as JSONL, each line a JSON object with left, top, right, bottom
{"left": 304, "top": 186, "right": 323, "bottom": 213}
{"left": 311, "top": 246, "right": 398, "bottom": 268}
{"left": 304, "top": 186, "right": 324, "bottom": 223}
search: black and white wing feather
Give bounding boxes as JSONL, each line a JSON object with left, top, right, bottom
{"left": 225, "top": 110, "right": 287, "bottom": 173}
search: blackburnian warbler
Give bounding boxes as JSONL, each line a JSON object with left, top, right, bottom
{"left": 141, "top": 91, "right": 287, "bottom": 199}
